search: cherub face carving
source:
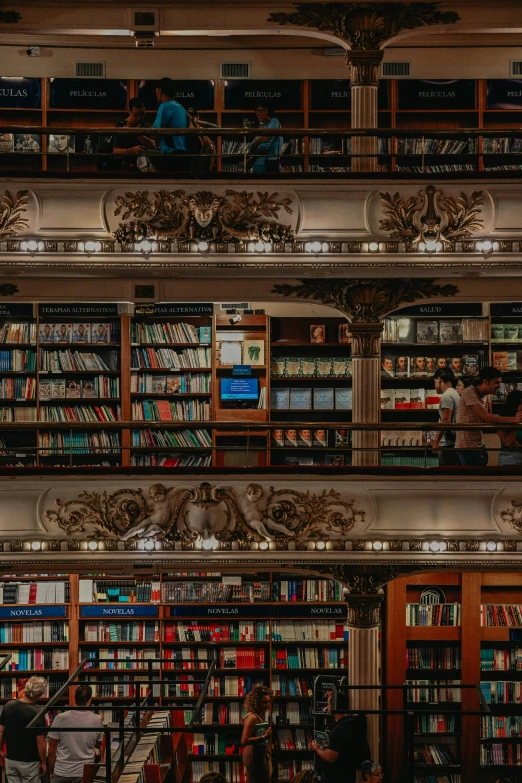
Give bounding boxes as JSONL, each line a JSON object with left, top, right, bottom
{"left": 189, "top": 194, "right": 222, "bottom": 227}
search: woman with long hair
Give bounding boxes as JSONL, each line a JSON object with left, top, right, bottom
{"left": 241, "top": 685, "right": 272, "bottom": 783}
{"left": 360, "top": 761, "right": 383, "bottom": 781}
{"left": 497, "top": 389, "right": 522, "bottom": 465}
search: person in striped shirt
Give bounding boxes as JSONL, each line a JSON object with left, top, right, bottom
{"left": 455, "top": 365, "right": 522, "bottom": 466}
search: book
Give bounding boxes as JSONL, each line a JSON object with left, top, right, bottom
{"left": 410, "top": 388, "right": 426, "bottom": 409}
{"left": 272, "top": 429, "right": 285, "bottom": 447}
{"left": 426, "top": 391, "right": 442, "bottom": 409}
{"left": 410, "top": 357, "right": 427, "bottom": 377}
{"left": 272, "top": 387, "right": 290, "bottom": 410}
{"left": 335, "top": 429, "right": 350, "bottom": 446}
{"left": 310, "top": 325, "right": 326, "bottom": 344}
{"left": 398, "top": 318, "right": 415, "bottom": 342}
{"left": 39, "top": 379, "right": 52, "bottom": 400}
{"left": 166, "top": 377, "right": 181, "bottom": 394}
{"left": 285, "top": 429, "right": 299, "bottom": 447}
{"left": 335, "top": 387, "right": 352, "bottom": 410}
{"left": 39, "top": 324, "right": 54, "bottom": 343}
{"left": 439, "top": 320, "right": 463, "bottom": 344}
{"left": 300, "top": 358, "right": 317, "bottom": 377}
{"left": 284, "top": 359, "right": 301, "bottom": 378}
{"left": 72, "top": 324, "right": 91, "bottom": 343}
{"left": 313, "top": 387, "right": 334, "bottom": 410}
{"left": 65, "top": 379, "right": 81, "bottom": 398}
{"left": 448, "top": 357, "right": 464, "bottom": 376}
{"left": 53, "top": 323, "right": 71, "bottom": 343}
{"left": 394, "top": 389, "right": 411, "bottom": 410}
{"left": 416, "top": 321, "right": 439, "bottom": 344}
{"left": 271, "top": 359, "right": 286, "bottom": 377}
{"left": 338, "top": 324, "right": 351, "bottom": 344}
{"left": 381, "top": 390, "right": 395, "bottom": 410}
{"left": 298, "top": 429, "right": 313, "bottom": 447}
{"left": 198, "top": 326, "right": 212, "bottom": 344}
{"left": 462, "top": 354, "right": 479, "bottom": 375}
{"left": 91, "top": 323, "right": 111, "bottom": 344}
{"left": 51, "top": 378, "right": 66, "bottom": 398}
{"left": 425, "top": 358, "right": 437, "bottom": 376}
{"left": 313, "top": 429, "right": 328, "bottom": 447}
{"left": 395, "top": 356, "right": 410, "bottom": 378}
{"left": 81, "top": 380, "right": 96, "bottom": 398}
{"left": 0, "top": 133, "right": 14, "bottom": 153}
{"left": 290, "top": 387, "right": 312, "bottom": 410}
{"left": 314, "top": 730, "right": 330, "bottom": 749}
{"left": 325, "top": 454, "right": 344, "bottom": 467}
{"left": 493, "top": 351, "right": 518, "bottom": 372}
{"left": 152, "top": 376, "right": 167, "bottom": 394}
{"left": 243, "top": 340, "right": 265, "bottom": 366}
{"left": 316, "top": 359, "right": 333, "bottom": 377}
{"left": 381, "top": 356, "right": 395, "bottom": 377}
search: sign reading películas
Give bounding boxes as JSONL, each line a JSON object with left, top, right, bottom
{"left": 49, "top": 79, "right": 128, "bottom": 110}
{"left": 0, "top": 77, "right": 41, "bottom": 109}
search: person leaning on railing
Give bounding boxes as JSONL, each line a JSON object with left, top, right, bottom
{"left": 497, "top": 389, "right": 522, "bottom": 466}
{"left": 0, "top": 675, "right": 48, "bottom": 783}
{"left": 153, "top": 77, "right": 189, "bottom": 172}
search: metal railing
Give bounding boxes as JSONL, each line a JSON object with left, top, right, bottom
{"left": 3, "top": 125, "right": 522, "bottom": 176}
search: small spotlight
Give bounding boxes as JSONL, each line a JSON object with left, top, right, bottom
{"left": 144, "top": 540, "right": 155, "bottom": 551}
{"left": 197, "top": 240, "right": 209, "bottom": 253}
{"left": 316, "top": 541, "right": 326, "bottom": 550}
{"left": 88, "top": 541, "right": 98, "bottom": 551}
{"left": 487, "top": 541, "right": 497, "bottom": 552}
{"left": 373, "top": 541, "right": 383, "bottom": 551}
{"left": 254, "top": 241, "right": 266, "bottom": 253}
{"left": 311, "top": 241, "right": 322, "bottom": 253}
{"left": 369, "top": 242, "right": 378, "bottom": 252}
{"left": 31, "top": 541, "right": 41, "bottom": 551}
{"left": 85, "top": 241, "right": 101, "bottom": 253}
{"left": 259, "top": 541, "right": 269, "bottom": 550}
{"left": 482, "top": 240, "right": 492, "bottom": 251}
{"left": 202, "top": 535, "right": 219, "bottom": 551}
{"left": 429, "top": 541, "right": 441, "bottom": 552}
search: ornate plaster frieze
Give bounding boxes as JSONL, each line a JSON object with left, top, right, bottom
{"left": 0, "top": 191, "right": 30, "bottom": 239}
{"left": 113, "top": 189, "right": 294, "bottom": 246}
{"left": 272, "top": 277, "right": 458, "bottom": 322}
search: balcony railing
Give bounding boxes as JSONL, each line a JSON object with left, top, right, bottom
{"left": 3, "top": 126, "right": 522, "bottom": 177}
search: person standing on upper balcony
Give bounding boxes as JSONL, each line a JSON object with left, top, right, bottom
{"left": 456, "top": 365, "right": 522, "bottom": 467}
{"left": 250, "top": 103, "right": 283, "bottom": 173}
{"left": 153, "top": 77, "right": 188, "bottom": 171}
{"left": 113, "top": 98, "right": 154, "bottom": 171}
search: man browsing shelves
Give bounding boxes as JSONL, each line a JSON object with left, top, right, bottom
{"left": 432, "top": 370, "right": 460, "bottom": 466}
{"left": 0, "top": 676, "right": 48, "bottom": 783}
{"left": 311, "top": 690, "right": 369, "bottom": 783}
{"left": 48, "top": 684, "right": 103, "bottom": 783}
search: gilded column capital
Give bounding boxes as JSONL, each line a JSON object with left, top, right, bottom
{"left": 350, "top": 320, "right": 383, "bottom": 358}
{"left": 346, "top": 593, "right": 384, "bottom": 628}
{"left": 347, "top": 50, "right": 383, "bottom": 87}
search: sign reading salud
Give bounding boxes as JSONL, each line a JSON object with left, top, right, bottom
{"left": 0, "top": 77, "right": 41, "bottom": 109}
{"left": 50, "top": 79, "right": 128, "bottom": 110}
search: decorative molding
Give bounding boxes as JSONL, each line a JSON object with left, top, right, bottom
{"left": 0, "top": 284, "right": 18, "bottom": 296}
{"left": 379, "top": 186, "right": 485, "bottom": 250}
{"left": 0, "top": 190, "right": 30, "bottom": 239}
{"left": 268, "top": 3, "right": 460, "bottom": 52}
{"left": 44, "top": 482, "right": 365, "bottom": 543}
{"left": 346, "top": 593, "right": 383, "bottom": 628}
{"left": 347, "top": 50, "right": 383, "bottom": 87}
{"left": 350, "top": 321, "right": 383, "bottom": 357}
{"left": 272, "top": 278, "right": 459, "bottom": 322}
{"left": 498, "top": 500, "right": 522, "bottom": 535}
{"left": 113, "top": 190, "right": 294, "bottom": 245}
{"left": 0, "top": 10, "right": 21, "bottom": 23}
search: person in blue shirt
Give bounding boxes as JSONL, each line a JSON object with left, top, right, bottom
{"left": 250, "top": 103, "right": 283, "bottom": 173}
{"left": 153, "top": 77, "right": 189, "bottom": 170}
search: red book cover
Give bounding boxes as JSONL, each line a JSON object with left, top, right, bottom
{"left": 28, "top": 583, "right": 37, "bottom": 605}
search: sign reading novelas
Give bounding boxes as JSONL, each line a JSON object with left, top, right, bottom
{"left": 272, "top": 604, "right": 345, "bottom": 618}
{"left": 50, "top": 79, "right": 127, "bottom": 110}
{"left": 0, "top": 605, "right": 67, "bottom": 619}
{"left": 0, "top": 77, "right": 41, "bottom": 109}
{"left": 80, "top": 605, "right": 158, "bottom": 618}
{"left": 138, "top": 80, "right": 215, "bottom": 111}
{"left": 398, "top": 79, "right": 476, "bottom": 111}
{"left": 38, "top": 303, "right": 120, "bottom": 318}
{"left": 169, "top": 604, "right": 270, "bottom": 618}
{"left": 224, "top": 80, "right": 302, "bottom": 111}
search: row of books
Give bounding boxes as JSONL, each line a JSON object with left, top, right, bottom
{"left": 39, "top": 405, "right": 120, "bottom": 422}
{"left": 275, "top": 728, "right": 311, "bottom": 751}
{"left": 480, "top": 741, "right": 522, "bottom": 766}
{"left": 161, "top": 582, "right": 271, "bottom": 604}
{"left": 39, "top": 350, "right": 114, "bottom": 372}
{"left": 414, "top": 715, "right": 457, "bottom": 734}
{"left": 0, "top": 377, "right": 36, "bottom": 399}
{"left": 83, "top": 648, "right": 160, "bottom": 669}
{"left": 0, "top": 677, "right": 66, "bottom": 700}
{"left": 190, "top": 761, "right": 244, "bottom": 783}
{"left": 79, "top": 675, "right": 155, "bottom": 698}
{"left": 383, "top": 318, "right": 487, "bottom": 344}
{"left": 0, "top": 621, "right": 69, "bottom": 643}
{"left": 0, "top": 322, "right": 37, "bottom": 344}
{"left": 381, "top": 431, "right": 435, "bottom": 448}
{"left": 493, "top": 351, "right": 522, "bottom": 372}
{"left": 406, "top": 604, "right": 462, "bottom": 627}
{"left": 2, "top": 648, "right": 69, "bottom": 670}
{"left": 272, "top": 579, "right": 344, "bottom": 602}
{"left": 0, "top": 350, "right": 36, "bottom": 371}
{"left": 480, "top": 681, "right": 522, "bottom": 704}
{"left": 272, "top": 621, "right": 348, "bottom": 642}
{"left": 272, "top": 675, "right": 313, "bottom": 697}
{"left": 272, "top": 647, "right": 346, "bottom": 669}
{"left": 198, "top": 702, "right": 243, "bottom": 726}
{"left": 381, "top": 355, "right": 480, "bottom": 379}
{"left": 162, "top": 649, "right": 214, "bottom": 670}
{"left": 381, "top": 455, "right": 439, "bottom": 468}
{"left": 130, "top": 373, "right": 211, "bottom": 394}
{"left": 273, "top": 703, "right": 311, "bottom": 724}
{"left": 381, "top": 388, "right": 440, "bottom": 410}
{"left": 272, "top": 387, "right": 351, "bottom": 411}
{"left": 220, "top": 647, "right": 266, "bottom": 669}
{"left": 189, "top": 733, "right": 241, "bottom": 755}
{"left": 81, "top": 621, "right": 160, "bottom": 642}
{"left": 271, "top": 358, "right": 352, "bottom": 379}
{"left": 483, "top": 138, "right": 522, "bottom": 153}
{"left": 0, "top": 581, "right": 69, "bottom": 604}
{"left": 39, "top": 322, "right": 118, "bottom": 345}
{"left": 40, "top": 376, "right": 120, "bottom": 399}
{"left": 0, "top": 408, "right": 37, "bottom": 421}
{"left": 79, "top": 580, "right": 162, "bottom": 603}
{"left": 38, "top": 432, "right": 120, "bottom": 454}
{"left": 283, "top": 454, "right": 349, "bottom": 467}
{"left": 481, "top": 604, "right": 522, "bottom": 627}
{"left": 130, "top": 454, "right": 213, "bottom": 467}
{"left": 163, "top": 621, "right": 269, "bottom": 643}
{"left": 131, "top": 428, "right": 212, "bottom": 448}
{"left": 413, "top": 745, "right": 455, "bottom": 765}
{"left": 275, "top": 761, "right": 313, "bottom": 781}
{"left": 397, "top": 138, "right": 477, "bottom": 155}
{"left": 120, "top": 711, "right": 170, "bottom": 783}
{"left": 406, "top": 681, "right": 461, "bottom": 704}
{"left": 166, "top": 675, "right": 264, "bottom": 698}
{"left": 491, "top": 324, "right": 522, "bottom": 342}
{"left": 273, "top": 429, "right": 349, "bottom": 449}
{"left": 131, "top": 323, "right": 210, "bottom": 345}
{"left": 413, "top": 777, "right": 461, "bottom": 783}
{"left": 406, "top": 647, "right": 461, "bottom": 670}
{"left": 131, "top": 347, "right": 211, "bottom": 370}
{"left": 480, "top": 647, "right": 522, "bottom": 671}
{"left": 397, "top": 164, "right": 476, "bottom": 173}
{"left": 481, "top": 715, "right": 522, "bottom": 737}
{"left": 131, "top": 399, "right": 211, "bottom": 422}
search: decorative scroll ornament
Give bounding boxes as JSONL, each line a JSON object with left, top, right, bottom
{"left": 0, "top": 190, "right": 30, "bottom": 238}
{"left": 498, "top": 500, "right": 522, "bottom": 535}
{"left": 379, "top": 186, "right": 484, "bottom": 250}
{"left": 273, "top": 278, "right": 458, "bottom": 323}
{"left": 346, "top": 594, "right": 383, "bottom": 628}
{"left": 268, "top": 3, "right": 460, "bottom": 52}
{"left": 347, "top": 50, "right": 384, "bottom": 87}
{"left": 45, "top": 482, "right": 365, "bottom": 542}
{"left": 350, "top": 321, "right": 383, "bottom": 357}
{"left": 113, "top": 189, "right": 294, "bottom": 245}
{"left": 0, "top": 284, "right": 18, "bottom": 296}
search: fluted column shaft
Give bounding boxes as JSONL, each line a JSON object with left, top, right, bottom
{"left": 348, "top": 50, "right": 383, "bottom": 172}
{"left": 350, "top": 321, "right": 383, "bottom": 467}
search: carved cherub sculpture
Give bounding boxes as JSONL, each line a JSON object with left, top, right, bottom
{"left": 239, "top": 483, "right": 295, "bottom": 541}
{"left": 121, "top": 483, "right": 179, "bottom": 540}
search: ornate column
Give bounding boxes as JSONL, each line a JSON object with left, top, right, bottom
{"left": 350, "top": 320, "right": 383, "bottom": 466}
{"left": 346, "top": 592, "right": 383, "bottom": 759}
{"left": 348, "top": 51, "right": 383, "bottom": 173}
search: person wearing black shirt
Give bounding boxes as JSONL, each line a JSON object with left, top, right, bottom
{"left": 311, "top": 691, "right": 370, "bottom": 783}
{"left": 113, "top": 98, "right": 154, "bottom": 170}
{"left": 0, "top": 676, "right": 48, "bottom": 783}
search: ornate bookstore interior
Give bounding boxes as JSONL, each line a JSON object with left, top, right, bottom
{"left": 3, "top": 1, "right": 522, "bottom": 782}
